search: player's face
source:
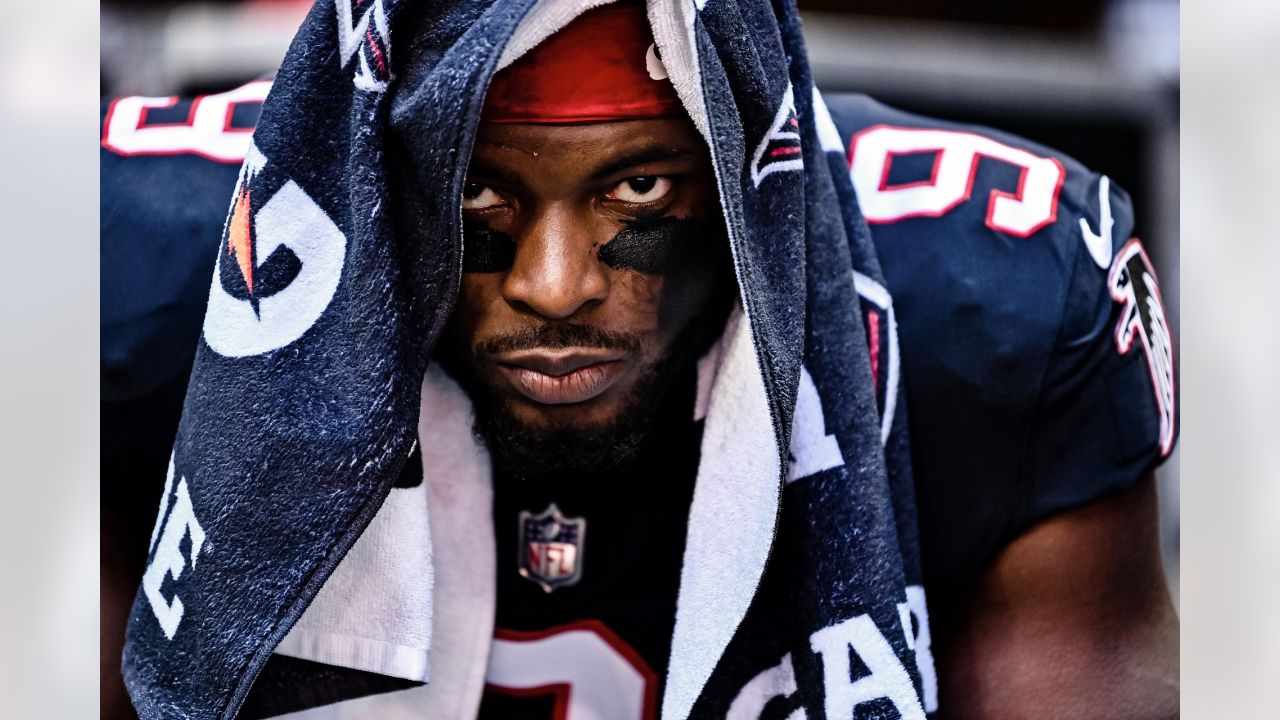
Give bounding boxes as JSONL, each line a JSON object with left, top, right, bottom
{"left": 440, "top": 116, "right": 731, "bottom": 455}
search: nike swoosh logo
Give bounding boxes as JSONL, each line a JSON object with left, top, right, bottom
{"left": 1079, "top": 175, "right": 1114, "bottom": 269}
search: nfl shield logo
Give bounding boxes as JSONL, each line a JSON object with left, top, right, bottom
{"left": 518, "top": 503, "right": 586, "bottom": 593}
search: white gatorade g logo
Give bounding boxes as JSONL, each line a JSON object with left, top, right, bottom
{"left": 203, "top": 145, "right": 347, "bottom": 357}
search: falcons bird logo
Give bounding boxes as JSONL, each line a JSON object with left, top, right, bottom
{"left": 749, "top": 83, "right": 804, "bottom": 187}
{"left": 1108, "top": 238, "right": 1176, "bottom": 456}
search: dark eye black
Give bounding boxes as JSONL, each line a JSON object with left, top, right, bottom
{"left": 627, "top": 177, "right": 658, "bottom": 194}
{"left": 462, "top": 182, "right": 484, "bottom": 199}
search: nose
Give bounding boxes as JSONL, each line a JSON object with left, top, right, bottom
{"left": 501, "top": 207, "right": 610, "bottom": 320}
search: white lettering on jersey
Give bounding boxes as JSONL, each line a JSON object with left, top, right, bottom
{"left": 486, "top": 621, "right": 656, "bottom": 720}
{"left": 1079, "top": 175, "right": 1115, "bottom": 269}
{"left": 101, "top": 81, "right": 271, "bottom": 163}
{"left": 899, "top": 585, "right": 938, "bottom": 713}
{"left": 727, "top": 652, "right": 808, "bottom": 720}
{"left": 142, "top": 459, "right": 206, "bottom": 640}
{"left": 809, "top": 613, "right": 926, "bottom": 720}
{"left": 787, "top": 365, "right": 845, "bottom": 483}
{"left": 849, "top": 125, "right": 1065, "bottom": 237}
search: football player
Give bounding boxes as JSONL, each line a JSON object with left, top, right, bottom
{"left": 102, "top": 2, "right": 1177, "bottom": 718}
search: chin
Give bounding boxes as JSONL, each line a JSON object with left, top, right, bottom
{"left": 503, "top": 392, "right": 632, "bottom": 431}
{"left": 470, "top": 384, "right": 660, "bottom": 478}
{"left": 436, "top": 339, "right": 689, "bottom": 477}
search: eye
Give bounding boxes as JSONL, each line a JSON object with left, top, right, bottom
{"left": 462, "top": 182, "right": 505, "bottom": 210}
{"left": 607, "top": 176, "right": 673, "bottom": 204}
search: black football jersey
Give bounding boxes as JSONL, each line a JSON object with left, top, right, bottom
{"left": 478, "top": 370, "right": 701, "bottom": 719}
{"left": 823, "top": 93, "right": 1177, "bottom": 611}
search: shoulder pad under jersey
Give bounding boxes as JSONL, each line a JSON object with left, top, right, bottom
{"left": 819, "top": 91, "right": 1176, "bottom": 601}
{"left": 101, "top": 81, "right": 270, "bottom": 400}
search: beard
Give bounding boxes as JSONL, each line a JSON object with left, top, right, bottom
{"left": 437, "top": 309, "right": 728, "bottom": 480}
{"left": 440, "top": 323, "right": 682, "bottom": 479}
{"left": 470, "top": 360, "right": 672, "bottom": 478}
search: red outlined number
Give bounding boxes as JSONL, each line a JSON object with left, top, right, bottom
{"left": 485, "top": 621, "right": 658, "bottom": 720}
{"left": 101, "top": 80, "right": 271, "bottom": 163}
{"left": 848, "top": 124, "right": 1066, "bottom": 238}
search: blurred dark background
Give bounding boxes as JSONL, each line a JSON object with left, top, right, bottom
{"left": 101, "top": 0, "right": 1180, "bottom": 596}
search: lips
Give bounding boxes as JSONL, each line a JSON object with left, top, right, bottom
{"left": 497, "top": 349, "right": 625, "bottom": 405}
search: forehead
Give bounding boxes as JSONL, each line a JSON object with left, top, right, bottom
{"left": 469, "top": 117, "right": 707, "bottom": 183}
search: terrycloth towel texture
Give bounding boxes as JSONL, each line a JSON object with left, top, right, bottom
{"left": 270, "top": 443, "right": 434, "bottom": 685}
{"left": 123, "top": 0, "right": 936, "bottom": 718}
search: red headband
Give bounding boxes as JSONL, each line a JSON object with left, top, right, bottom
{"left": 481, "top": 3, "right": 684, "bottom": 124}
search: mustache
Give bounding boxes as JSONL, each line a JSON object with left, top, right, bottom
{"left": 475, "top": 322, "right": 643, "bottom": 356}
